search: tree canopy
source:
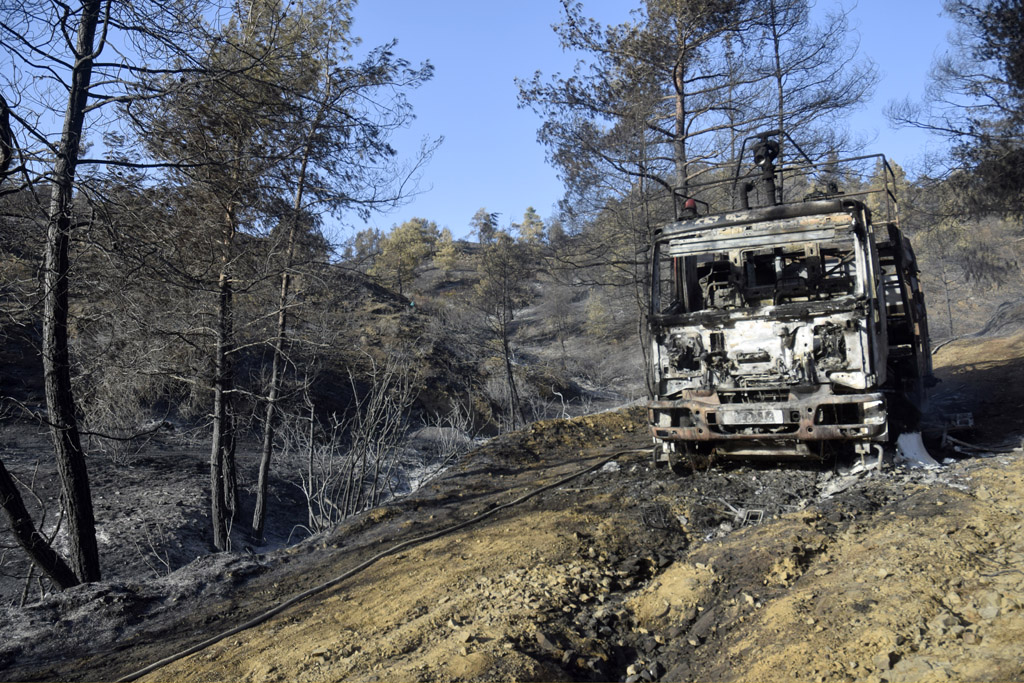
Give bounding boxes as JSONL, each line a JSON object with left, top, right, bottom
{"left": 888, "top": 0, "right": 1024, "bottom": 218}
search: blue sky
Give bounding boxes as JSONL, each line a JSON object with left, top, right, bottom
{"left": 351, "top": 1, "right": 956, "bottom": 239}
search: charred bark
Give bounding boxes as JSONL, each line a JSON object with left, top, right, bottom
{"left": 0, "top": 460, "right": 80, "bottom": 590}
{"left": 500, "top": 325, "right": 525, "bottom": 430}
{"left": 0, "top": 93, "right": 12, "bottom": 180}
{"left": 252, "top": 149, "right": 309, "bottom": 543}
{"left": 673, "top": 63, "right": 688, "bottom": 196}
{"left": 209, "top": 267, "right": 234, "bottom": 550}
{"left": 41, "top": 0, "right": 102, "bottom": 584}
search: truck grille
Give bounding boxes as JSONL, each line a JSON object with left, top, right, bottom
{"left": 717, "top": 389, "right": 789, "bottom": 404}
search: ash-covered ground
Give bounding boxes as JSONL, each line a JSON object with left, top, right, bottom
{"left": 1, "top": 334, "right": 1023, "bottom": 682}
{"left": 0, "top": 423, "right": 310, "bottom": 606}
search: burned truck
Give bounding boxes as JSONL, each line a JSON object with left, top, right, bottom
{"left": 648, "top": 133, "right": 933, "bottom": 467}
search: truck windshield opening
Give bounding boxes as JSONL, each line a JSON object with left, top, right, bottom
{"left": 653, "top": 237, "right": 860, "bottom": 315}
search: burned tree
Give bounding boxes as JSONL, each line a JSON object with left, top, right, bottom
{"left": 0, "top": 0, "right": 224, "bottom": 584}
{"left": 474, "top": 232, "right": 534, "bottom": 430}
{"left": 249, "top": 13, "right": 434, "bottom": 543}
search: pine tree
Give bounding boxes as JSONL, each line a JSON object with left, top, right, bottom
{"left": 435, "top": 227, "right": 460, "bottom": 280}
{"left": 470, "top": 208, "right": 499, "bottom": 244}
{"left": 473, "top": 231, "right": 533, "bottom": 429}
{"left": 515, "top": 207, "right": 546, "bottom": 244}
{"left": 372, "top": 218, "right": 438, "bottom": 295}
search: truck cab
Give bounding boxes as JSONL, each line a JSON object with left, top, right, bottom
{"left": 648, "top": 136, "right": 932, "bottom": 467}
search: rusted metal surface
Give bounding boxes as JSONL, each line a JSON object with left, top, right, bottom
{"left": 654, "top": 201, "right": 856, "bottom": 251}
{"left": 649, "top": 387, "right": 887, "bottom": 442}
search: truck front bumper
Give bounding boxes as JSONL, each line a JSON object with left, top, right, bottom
{"left": 649, "top": 388, "right": 887, "bottom": 443}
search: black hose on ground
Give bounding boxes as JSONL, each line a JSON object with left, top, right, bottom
{"left": 117, "top": 448, "right": 645, "bottom": 682}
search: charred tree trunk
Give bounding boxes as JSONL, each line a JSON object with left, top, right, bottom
{"left": 210, "top": 265, "right": 234, "bottom": 550}
{"left": 673, "top": 63, "right": 689, "bottom": 196}
{"left": 635, "top": 181, "right": 655, "bottom": 399}
{"left": 209, "top": 203, "right": 240, "bottom": 552}
{"left": 41, "top": 0, "right": 102, "bottom": 584}
{"left": 223, "top": 397, "right": 237, "bottom": 518}
{"left": 252, "top": 150, "right": 309, "bottom": 543}
{"left": 0, "top": 460, "right": 79, "bottom": 590}
{"left": 769, "top": 0, "right": 786, "bottom": 200}
{"left": 0, "top": 93, "right": 12, "bottom": 179}
{"left": 251, "top": 286, "right": 286, "bottom": 541}
{"left": 499, "top": 315, "right": 525, "bottom": 430}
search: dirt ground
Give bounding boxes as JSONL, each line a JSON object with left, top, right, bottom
{"left": 2, "top": 335, "right": 1024, "bottom": 682}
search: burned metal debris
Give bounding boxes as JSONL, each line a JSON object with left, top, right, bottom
{"left": 648, "top": 131, "right": 934, "bottom": 466}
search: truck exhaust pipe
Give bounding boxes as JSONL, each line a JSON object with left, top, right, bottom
{"left": 752, "top": 136, "right": 779, "bottom": 206}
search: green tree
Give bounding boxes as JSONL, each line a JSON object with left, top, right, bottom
{"left": 372, "top": 218, "right": 438, "bottom": 295}
{"left": 584, "top": 289, "right": 615, "bottom": 338}
{"left": 547, "top": 218, "right": 567, "bottom": 246}
{"left": 250, "top": 4, "right": 434, "bottom": 544}
{"left": 470, "top": 208, "right": 499, "bottom": 244}
{"left": 865, "top": 158, "right": 909, "bottom": 224}
{"left": 518, "top": 0, "right": 759, "bottom": 400}
{"left": 132, "top": 0, "right": 323, "bottom": 549}
{"left": 518, "top": 0, "right": 754, "bottom": 203}
{"left": 435, "top": 227, "right": 460, "bottom": 279}
{"left": 514, "top": 206, "right": 546, "bottom": 244}
{"left": 747, "top": 0, "right": 878, "bottom": 171}
{"left": 347, "top": 227, "right": 383, "bottom": 269}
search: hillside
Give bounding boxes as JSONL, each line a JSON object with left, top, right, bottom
{"left": 1, "top": 333, "right": 1023, "bottom": 682}
{"left": 0, "top": 234, "right": 649, "bottom": 607}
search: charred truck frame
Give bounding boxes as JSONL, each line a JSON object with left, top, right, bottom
{"left": 648, "top": 132, "right": 933, "bottom": 467}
